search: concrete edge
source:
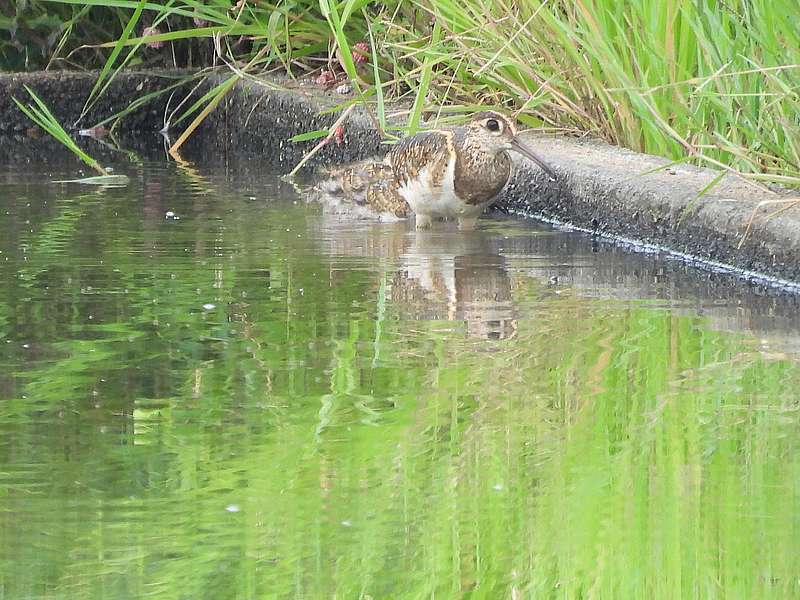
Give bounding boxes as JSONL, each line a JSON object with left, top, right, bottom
{"left": 502, "top": 135, "right": 800, "bottom": 287}
{"left": 2, "top": 70, "right": 798, "bottom": 286}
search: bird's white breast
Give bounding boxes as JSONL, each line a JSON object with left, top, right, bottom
{"left": 397, "top": 154, "right": 479, "bottom": 218}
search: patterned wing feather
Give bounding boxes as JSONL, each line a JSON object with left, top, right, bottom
{"left": 388, "top": 131, "right": 452, "bottom": 191}
{"left": 315, "top": 161, "right": 410, "bottom": 218}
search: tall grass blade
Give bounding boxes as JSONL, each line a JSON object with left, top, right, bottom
{"left": 79, "top": 0, "right": 148, "bottom": 124}
{"left": 13, "top": 86, "right": 106, "bottom": 177}
{"left": 363, "top": 8, "right": 385, "bottom": 131}
{"left": 407, "top": 21, "right": 441, "bottom": 135}
{"left": 168, "top": 74, "right": 239, "bottom": 155}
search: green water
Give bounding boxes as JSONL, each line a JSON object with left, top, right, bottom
{"left": 1, "top": 161, "right": 800, "bottom": 599}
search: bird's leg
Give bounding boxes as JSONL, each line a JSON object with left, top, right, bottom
{"left": 457, "top": 215, "right": 479, "bottom": 230}
{"left": 415, "top": 213, "right": 433, "bottom": 229}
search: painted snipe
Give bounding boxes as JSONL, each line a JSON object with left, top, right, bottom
{"left": 316, "top": 111, "right": 556, "bottom": 229}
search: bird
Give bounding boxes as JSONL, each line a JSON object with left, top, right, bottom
{"left": 314, "top": 111, "right": 556, "bottom": 230}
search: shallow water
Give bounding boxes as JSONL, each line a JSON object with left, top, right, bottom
{"left": 2, "top": 160, "right": 800, "bottom": 599}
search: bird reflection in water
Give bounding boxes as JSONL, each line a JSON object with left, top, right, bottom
{"left": 312, "top": 216, "right": 517, "bottom": 340}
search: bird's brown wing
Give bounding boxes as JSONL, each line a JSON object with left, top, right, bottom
{"left": 316, "top": 161, "right": 410, "bottom": 218}
{"left": 312, "top": 129, "right": 453, "bottom": 218}
{"left": 388, "top": 130, "right": 453, "bottom": 191}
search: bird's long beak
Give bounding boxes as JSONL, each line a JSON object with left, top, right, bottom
{"left": 510, "top": 137, "right": 557, "bottom": 181}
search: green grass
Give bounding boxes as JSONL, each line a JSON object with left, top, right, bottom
{"left": 5, "top": 0, "right": 799, "bottom": 187}
{"left": 420, "top": 0, "right": 800, "bottom": 184}
{"left": 12, "top": 85, "right": 106, "bottom": 175}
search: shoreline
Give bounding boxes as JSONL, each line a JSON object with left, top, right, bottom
{"left": 2, "top": 70, "right": 798, "bottom": 287}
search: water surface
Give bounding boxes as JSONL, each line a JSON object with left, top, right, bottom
{"left": 2, "top": 160, "right": 800, "bottom": 599}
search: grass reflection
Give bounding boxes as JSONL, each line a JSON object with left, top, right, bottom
{"left": 0, "top": 164, "right": 799, "bottom": 598}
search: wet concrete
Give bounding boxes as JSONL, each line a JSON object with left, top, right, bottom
{"left": 0, "top": 70, "right": 198, "bottom": 164}
{"left": 1, "top": 70, "right": 798, "bottom": 286}
{"left": 502, "top": 136, "right": 800, "bottom": 286}
{"left": 197, "top": 77, "right": 386, "bottom": 168}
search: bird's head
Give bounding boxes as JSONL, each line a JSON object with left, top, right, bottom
{"left": 467, "top": 111, "right": 556, "bottom": 180}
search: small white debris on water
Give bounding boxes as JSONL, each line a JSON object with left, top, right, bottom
{"left": 202, "top": 303, "right": 216, "bottom": 310}
{"left": 225, "top": 504, "right": 240, "bottom": 513}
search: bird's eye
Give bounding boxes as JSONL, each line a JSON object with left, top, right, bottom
{"left": 485, "top": 118, "right": 501, "bottom": 132}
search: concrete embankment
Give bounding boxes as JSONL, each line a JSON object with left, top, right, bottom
{"left": 1, "top": 70, "right": 797, "bottom": 286}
